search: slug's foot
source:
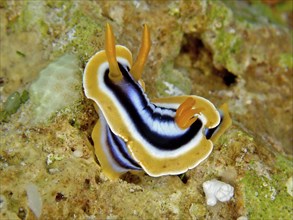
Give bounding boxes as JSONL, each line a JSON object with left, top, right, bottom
{"left": 175, "top": 97, "right": 203, "bottom": 129}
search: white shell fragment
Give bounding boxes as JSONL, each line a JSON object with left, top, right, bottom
{"left": 203, "top": 179, "right": 234, "bottom": 206}
{"left": 26, "top": 183, "right": 43, "bottom": 218}
{"left": 73, "top": 149, "right": 83, "bottom": 158}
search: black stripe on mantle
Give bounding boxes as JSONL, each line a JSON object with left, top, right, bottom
{"left": 103, "top": 63, "right": 204, "bottom": 151}
{"left": 106, "top": 125, "right": 141, "bottom": 170}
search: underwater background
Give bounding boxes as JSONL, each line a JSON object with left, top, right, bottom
{"left": 0, "top": 0, "right": 292, "bottom": 219}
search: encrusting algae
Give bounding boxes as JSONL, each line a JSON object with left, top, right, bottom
{"left": 29, "top": 54, "right": 81, "bottom": 123}
{"left": 0, "top": 0, "right": 292, "bottom": 219}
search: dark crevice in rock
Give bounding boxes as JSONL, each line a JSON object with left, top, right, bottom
{"left": 120, "top": 172, "right": 141, "bottom": 184}
{"left": 179, "top": 34, "right": 238, "bottom": 87}
{"left": 81, "top": 200, "right": 91, "bottom": 215}
{"left": 178, "top": 173, "right": 188, "bottom": 184}
{"left": 180, "top": 34, "right": 206, "bottom": 60}
{"left": 55, "top": 192, "right": 67, "bottom": 202}
{"left": 17, "top": 207, "right": 27, "bottom": 220}
{"left": 215, "top": 68, "right": 237, "bottom": 86}
{"left": 87, "top": 136, "right": 94, "bottom": 146}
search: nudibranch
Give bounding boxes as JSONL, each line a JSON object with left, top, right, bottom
{"left": 83, "top": 24, "right": 231, "bottom": 179}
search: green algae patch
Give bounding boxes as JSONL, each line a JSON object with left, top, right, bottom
{"left": 278, "top": 53, "right": 293, "bottom": 69}
{"left": 202, "top": 1, "right": 245, "bottom": 74}
{"left": 207, "top": 0, "right": 233, "bottom": 28}
{"left": 0, "top": 90, "right": 30, "bottom": 123}
{"left": 168, "top": 1, "right": 180, "bottom": 18}
{"left": 51, "top": 7, "right": 104, "bottom": 61}
{"left": 210, "top": 30, "right": 243, "bottom": 74}
{"left": 221, "top": 0, "right": 293, "bottom": 28}
{"left": 4, "top": 0, "right": 104, "bottom": 64}
{"left": 241, "top": 155, "right": 293, "bottom": 219}
{"left": 3, "top": 92, "right": 21, "bottom": 115}
{"left": 274, "top": 155, "right": 293, "bottom": 185}
{"left": 156, "top": 61, "right": 192, "bottom": 97}
{"left": 186, "top": 0, "right": 293, "bottom": 77}
{"left": 248, "top": 0, "right": 293, "bottom": 27}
